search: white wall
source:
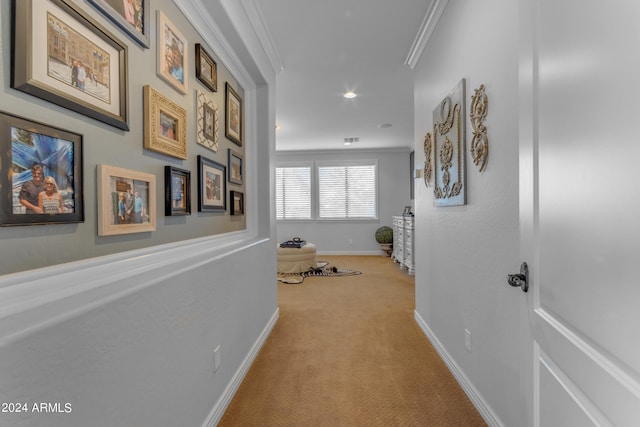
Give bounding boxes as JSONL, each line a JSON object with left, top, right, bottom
{"left": 413, "top": 0, "right": 521, "bottom": 425}
{"left": 276, "top": 149, "right": 412, "bottom": 254}
{"left": 0, "top": 1, "right": 278, "bottom": 426}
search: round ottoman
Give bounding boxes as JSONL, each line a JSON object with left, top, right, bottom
{"left": 277, "top": 243, "right": 317, "bottom": 273}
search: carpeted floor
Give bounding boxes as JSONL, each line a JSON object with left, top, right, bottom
{"left": 218, "top": 255, "right": 487, "bottom": 426}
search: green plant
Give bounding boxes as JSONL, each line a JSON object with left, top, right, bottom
{"left": 375, "top": 226, "right": 393, "bottom": 244}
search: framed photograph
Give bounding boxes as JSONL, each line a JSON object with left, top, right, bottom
{"left": 196, "top": 90, "right": 218, "bottom": 152}
{"left": 197, "top": 155, "right": 226, "bottom": 212}
{"left": 230, "top": 191, "right": 244, "bottom": 216}
{"left": 144, "top": 85, "right": 187, "bottom": 160}
{"left": 157, "top": 11, "right": 188, "bottom": 94}
{"left": 228, "top": 149, "right": 243, "bottom": 185}
{"left": 195, "top": 44, "right": 217, "bottom": 92}
{"left": 225, "top": 82, "right": 243, "bottom": 146}
{"left": 87, "top": 0, "right": 149, "bottom": 48}
{"left": 97, "top": 164, "right": 156, "bottom": 236}
{"left": 12, "top": 0, "right": 129, "bottom": 130}
{"left": 165, "top": 166, "right": 191, "bottom": 216}
{"left": 0, "top": 111, "right": 83, "bottom": 226}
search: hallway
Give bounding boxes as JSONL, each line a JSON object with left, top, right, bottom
{"left": 219, "top": 256, "right": 485, "bottom": 426}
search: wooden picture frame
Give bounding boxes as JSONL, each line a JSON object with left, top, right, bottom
{"left": 165, "top": 166, "right": 191, "bottom": 216}
{"left": 87, "top": 0, "right": 149, "bottom": 48}
{"left": 230, "top": 191, "right": 244, "bottom": 216}
{"left": 11, "top": 0, "right": 129, "bottom": 130}
{"left": 97, "top": 164, "right": 156, "bottom": 236}
{"left": 195, "top": 43, "right": 217, "bottom": 92}
{"left": 197, "top": 155, "right": 226, "bottom": 212}
{"left": 225, "top": 82, "right": 243, "bottom": 146}
{"left": 196, "top": 90, "right": 218, "bottom": 152}
{"left": 0, "top": 111, "right": 83, "bottom": 226}
{"left": 144, "top": 85, "right": 187, "bottom": 159}
{"left": 157, "top": 10, "right": 188, "bottom": 94}
{"left": 228, "top": 148, "right": 243, "bottom": 185}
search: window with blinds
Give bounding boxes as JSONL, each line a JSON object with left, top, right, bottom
{"left": 275, "top": 166, "right": 312, "bottom": 220}
{"left": 317, "top": 163, "right": 377, "bottom": 219}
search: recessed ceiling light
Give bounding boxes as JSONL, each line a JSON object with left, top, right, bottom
{"left": 344, "top": 91, "right": 357, "bottom": 99}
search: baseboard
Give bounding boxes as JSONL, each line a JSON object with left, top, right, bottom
{"left": 414, "top": 310, "right": 503, "bottom": 427}
{"left": 316, "top": 250, "right": 385, "bottom": 256}
{"left": 203, "top": 308, "right": 280, "bottom": 427}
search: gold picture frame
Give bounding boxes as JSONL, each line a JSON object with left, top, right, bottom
{"left": 97, "top": 164, "right": 156, "bottom": 236}
{"left": 144, "top": 85, "right": 187, "bottom": 159}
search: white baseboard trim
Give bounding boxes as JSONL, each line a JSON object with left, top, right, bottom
{"left": 414, "top": 310, "right": 503, "bottom": 427}
{"left": 203, "top": 308, "right": 280, "bottom": 427}
{"left": 316, "top": 250, "right": 385, "bottom": 256}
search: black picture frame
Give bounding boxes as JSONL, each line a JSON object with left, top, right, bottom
{"left": 0, "top": 111, "right": 84, "bottom": 226}
{"left": 225, "top": 82, "right": 243, "bottom": 146}
{"left": 165, "top": 166, "right": 191, "bottom": 216}
{"left": 230, "top": 191, "right": 244, "bottom": 216}
{"left": 227, "top": 148, "right": 243, "bottom": 185}
{"left": 197, "top": 155, "right": 226, "bottom": 212}
{"left": 87, "top": 0, "right": 150, "bottom": 48}
{"left": 11, "top": 0, "right": 129, "bottom": 130}
{"left": 195, "top": 43, "right": 217, "bottom": 92}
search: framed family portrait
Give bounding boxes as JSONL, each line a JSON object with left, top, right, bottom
{"left": 87, "top": 0, "right": 149, "bottom": 48}
{"left": 12, "top": 0, "right": 129, "bottom": 130}
{"left": 165, "top": 166, "right": 191, "bottom": 216}
{"left": 157, "top": 11, "right": 188, "bottom": 94}
{"left": 225, "top": 82, "right": 243, "bottom": 146}
{"left": 0, "top": 111, "right": 83, "bottom": 226}
{"left": 230, "top": 191, "right": 244, "bottom": 216}
{"left": 144, "top": 85, "right": 187, "bottom": 159}
{"left": 97, "top": 164, "right": 156, "bottom": 236}
{"left": 195, "top": 43, "right": 217, "bottom": 92}
{"left": 196, "top": 90, "right": 218, "bottom": 152}
{"left": 227, "top": 149, "right": 243, "bottom": 185}
{"left": 197, "top": 155, "right": 226, "bottom": 212}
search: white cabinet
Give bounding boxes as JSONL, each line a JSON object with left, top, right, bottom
{"left": 392, "top": 215, "right": 414, "bottom": 275}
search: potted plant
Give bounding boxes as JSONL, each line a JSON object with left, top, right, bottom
{"left": 375, "top": 226, "right": 393, "bottom": 256}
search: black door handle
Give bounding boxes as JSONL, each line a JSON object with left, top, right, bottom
{"left": 507, "top": 262, "right": 529, "bottom": 292}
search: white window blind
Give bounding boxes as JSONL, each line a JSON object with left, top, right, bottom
{"left": 318, "top": 163, "right": 377, "bottom": 219}
{"left": 276, "top": 166, "right": 312, "bottom": 220}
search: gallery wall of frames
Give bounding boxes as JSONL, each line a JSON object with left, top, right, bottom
{"left": 0, "top": 0, "right": 247, "bottom": 275}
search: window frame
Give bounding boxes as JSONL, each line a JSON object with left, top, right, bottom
{"left": 275, "top": 162, "right": 314, "bottom": 221}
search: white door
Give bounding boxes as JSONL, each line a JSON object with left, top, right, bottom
{"left": 519, "top": 0, "right": 640, "bottom": 425}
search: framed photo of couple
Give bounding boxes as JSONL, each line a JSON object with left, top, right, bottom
{"left": 11, "top": 0, "right": 129, "bottom": 130}
{"left": 97, "top": 164, "right": 156, "bottom": 236}
{"left": 0, "top": 111, "right": 84, "bottom": 226}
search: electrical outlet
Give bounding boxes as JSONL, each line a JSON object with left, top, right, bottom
{"left": 213, "top": 345, "right": 221, "bottom": 372}
{"left": 465, "top": 329, "right": 472, "bottom": 352}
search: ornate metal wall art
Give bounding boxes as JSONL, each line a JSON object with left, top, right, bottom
{"left": 423, "top": 132, "right": 433, "bottom": 187}
{"left": 470, "top": 84, "right": 489, "bottom": 172}
{"left": 432, "top": 79, "right": 466, "bottom": 206}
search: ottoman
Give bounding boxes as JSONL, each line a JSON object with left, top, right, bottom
{"left": 277, "top": 242, "right": 317, "bottom": 273}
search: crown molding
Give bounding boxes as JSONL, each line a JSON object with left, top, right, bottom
{"left": 240, "top": 0, "right": 284, "bottom": 75}
{"left": 404, "top": 0, "right": 449, "bottom": 69}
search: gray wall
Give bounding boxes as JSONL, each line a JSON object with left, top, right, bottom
{"left": 276, "top": 149, "right": 413, "bottom": 254}
{"left": 0, "top": 0, "right": 245, "bottom": 276}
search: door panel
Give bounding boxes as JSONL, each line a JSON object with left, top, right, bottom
{"left": 521, "top": 0, "right": 640, "bottom": 425}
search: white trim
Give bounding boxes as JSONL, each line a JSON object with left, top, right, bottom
{"left": 404, "top": 0, "right": 450, "bottom": 69}
{"left": 414, "top": 310, "right": 503, "bottom": 427}
{"left": 202, "top": 308, "right": 279, "bottom": 427}
{"left": 240, "top": 0, "right": 284, "bottom": 75}
{"left": 317, "top": 251, "right": 382, "bottom": 256}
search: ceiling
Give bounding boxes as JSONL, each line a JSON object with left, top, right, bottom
{"left": 254, "top": 0, "right": 434, "bottom": 152}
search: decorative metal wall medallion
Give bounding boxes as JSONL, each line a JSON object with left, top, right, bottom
{"left": 433, "top": 79, "right": 466, "bottom": 206}
{"left": 423, "top": 132, "right": 433, "bottom": 187}
{"left": 470, "top": 84, "right": 489, "bottom": 172}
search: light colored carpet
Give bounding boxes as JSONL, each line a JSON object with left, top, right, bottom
{"left": 218, "top": 255, "right": 486, "bottom": 426}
